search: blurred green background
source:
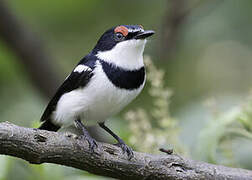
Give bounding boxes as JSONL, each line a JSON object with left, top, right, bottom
{"left": 1, "top": 0, "right": 252, "bottom": 179}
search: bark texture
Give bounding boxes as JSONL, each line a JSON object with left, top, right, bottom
{"left": 0, "top": 122, "right": 252, "bottom": 180}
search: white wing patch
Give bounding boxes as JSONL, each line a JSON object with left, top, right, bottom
{"left": 73, "top": 65, "right": 92, "bottom": 73}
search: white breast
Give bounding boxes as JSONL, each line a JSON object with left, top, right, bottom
{"left": 52, "top": 61, "right": 145, "bottom": 127}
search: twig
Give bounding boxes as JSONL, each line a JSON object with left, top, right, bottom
{"left": 159, "top": 148, "right": 173, "bottom": 155}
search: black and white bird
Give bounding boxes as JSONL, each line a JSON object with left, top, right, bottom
{"left": 39, "top": 25, "right": 154, "bottom": 158}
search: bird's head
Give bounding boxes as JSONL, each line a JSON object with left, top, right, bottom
{"left": 94, "top": 25, "right": 155, "bottom": 69}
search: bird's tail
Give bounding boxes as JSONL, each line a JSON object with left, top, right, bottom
{"left": 39, "top": 121, "right": 60, "bottom": 132}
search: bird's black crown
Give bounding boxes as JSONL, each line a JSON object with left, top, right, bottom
{"left": 93, "top": 25, "right": 154, "bottom": 53}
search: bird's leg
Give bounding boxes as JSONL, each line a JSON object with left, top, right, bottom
{"left": 74, "top": 119, "right": 98, "bottom": 152}
{"left": 99, "top": 122, "right": 133, "bottom": 159}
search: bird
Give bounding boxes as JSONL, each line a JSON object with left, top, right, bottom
{"left": 39, "top": 25, "right": 155, "bottom": 159}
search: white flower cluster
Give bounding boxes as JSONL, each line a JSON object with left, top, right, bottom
{"left": 125, "top": 56, "right": 186, "bottom": 154}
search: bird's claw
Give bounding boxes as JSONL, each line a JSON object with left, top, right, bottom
{"left": 79, "top": 135, "right": 98, "bottom": 153}
{"left": 114, "top": 142, "right": 134, "bottom": 159}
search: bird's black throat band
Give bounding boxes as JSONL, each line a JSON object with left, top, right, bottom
{"left": 100, "top": 60, "right": 145, "bottom": 90}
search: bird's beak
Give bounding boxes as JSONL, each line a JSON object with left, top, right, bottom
{"left": 134, "top": 30, "right": 155, "bottom": 40}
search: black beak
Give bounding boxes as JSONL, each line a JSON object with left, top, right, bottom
{"left": 134, "top": 30, "right": 155, "bottom": 39}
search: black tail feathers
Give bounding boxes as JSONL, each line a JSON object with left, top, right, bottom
{"left": 39, "top": 121, "right": 60, "bottom": 132}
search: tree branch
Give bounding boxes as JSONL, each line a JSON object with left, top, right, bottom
{"left": 0, "top": 122, "right": 252, "bottom": 180}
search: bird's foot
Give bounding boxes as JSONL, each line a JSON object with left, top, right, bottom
{"left": 75, "top": 119, "right": 98, "bottom": 153}
{"left": 79, "top": 134, "right": 98, "bottom": 153}
{"left": 114, "top": 142, "right": 134, "bottom": 159}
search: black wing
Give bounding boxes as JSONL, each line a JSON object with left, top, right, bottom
{"left": 40, "top": 61, "right": 94, "bottom": 126}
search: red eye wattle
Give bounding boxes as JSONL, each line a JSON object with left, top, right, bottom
{"left": 114, "top": 26, "right": 128, "bottom": 37}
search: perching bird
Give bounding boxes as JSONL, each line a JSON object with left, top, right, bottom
{"left": 39, "top": 25, "right": 154, "bottom": 158}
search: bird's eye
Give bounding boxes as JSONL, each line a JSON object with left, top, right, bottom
{"left": 115, "top": 32, "right": 125, "bottom": 41}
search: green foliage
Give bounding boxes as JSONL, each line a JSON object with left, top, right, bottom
{"left": 197, "top": 97, "right": 252, "bottom": 165}
{"left": 126, "top": 57, "right": 252, "bottom": 168}
{"left": 0, "top": 156, "right": 9, "bottom": 180}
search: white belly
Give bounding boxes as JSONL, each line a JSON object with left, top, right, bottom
{"left": 52, "top": 62, "right": 145, "bottom": 127}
